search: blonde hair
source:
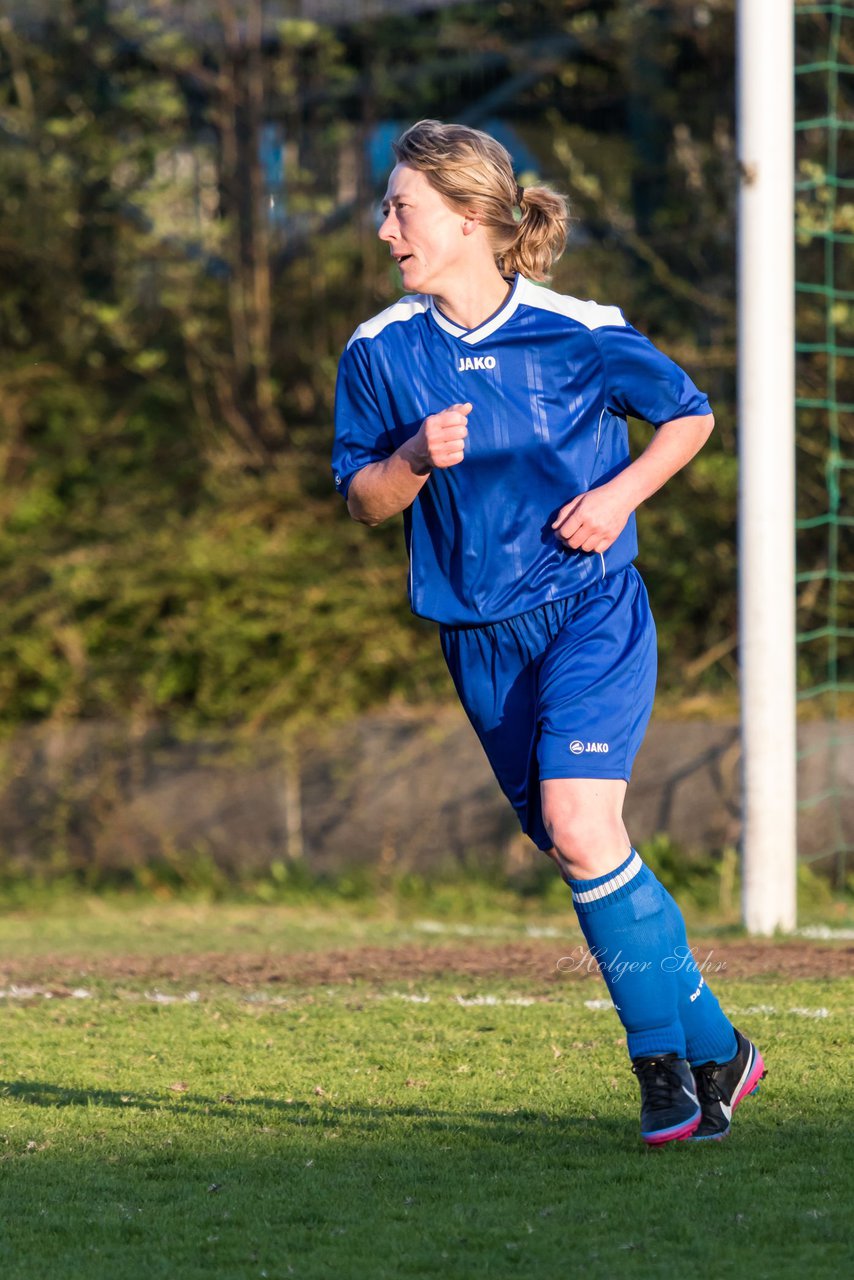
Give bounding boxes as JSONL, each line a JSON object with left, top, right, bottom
{"left": 392, "top": 119, "right": 568, "bottom": 282}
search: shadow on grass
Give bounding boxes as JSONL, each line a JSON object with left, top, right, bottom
{"left": 0, "top": 1077, "right": 626, "bottom": 1139}
{"left": 5, "top": 1075, "right": 852, "bottom": 1152}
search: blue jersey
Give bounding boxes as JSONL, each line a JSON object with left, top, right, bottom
{"left": 332, "top": 273, "right": 710, "bottom": 626}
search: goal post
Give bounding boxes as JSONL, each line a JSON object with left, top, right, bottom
{"left": 737, "top": 0, "right": 798, "bottom": 933}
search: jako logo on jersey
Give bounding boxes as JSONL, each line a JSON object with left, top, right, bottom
{"left": 457, "top": 355, "right": 496, "bottom": 371}
{"left": 569, "top": 740, "right": 610, "bottom": 755}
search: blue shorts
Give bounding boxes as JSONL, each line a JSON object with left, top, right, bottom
{"left": 439, "top": 566, "right": 657, "bottom": 851}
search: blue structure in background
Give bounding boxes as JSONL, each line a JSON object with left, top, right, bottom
{"left": 367, "top": 118, "right": 540, "bottom": 185}
{"left": 260, "top": 122, "right": 287, "bottom": 227}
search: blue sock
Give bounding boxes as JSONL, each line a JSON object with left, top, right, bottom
{"left": 568, "top": 850, "right": 685, "bottom": 1060}
{"left": 658, "top": 886, "right": 738, "bottom": 1066}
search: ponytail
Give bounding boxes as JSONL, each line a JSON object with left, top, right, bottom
{"left": 501, "top": 186, "right": 569, "bottom": 282}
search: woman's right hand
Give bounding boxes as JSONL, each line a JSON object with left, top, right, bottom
{"left": 407, "top": 402, "right": 472, "bottom": 472}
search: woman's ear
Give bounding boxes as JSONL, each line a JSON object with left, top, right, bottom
{"left": 461, "top": 211, "right": 481, "bottom": 236}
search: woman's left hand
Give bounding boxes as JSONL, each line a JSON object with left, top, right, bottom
{"left": 551, "top": 483, "right": 633, "bottom": 554}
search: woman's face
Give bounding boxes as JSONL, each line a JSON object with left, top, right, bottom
{"left": 378, "top": 163, "right": 470, "bottom": 295}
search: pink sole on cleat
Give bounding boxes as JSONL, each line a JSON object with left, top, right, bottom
{"left": 643, "top": 1113, "right": 702, "bottom": 1146}
{"left": 733, "top": 1050, "right": 766, "bottom": 1113}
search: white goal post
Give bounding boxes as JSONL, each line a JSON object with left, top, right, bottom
{"left": 737, "top": 0, "right": 798, "bottom": 933}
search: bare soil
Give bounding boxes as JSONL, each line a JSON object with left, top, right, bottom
{"left": 1, "top": 939, "right": 850, "bottom": 991}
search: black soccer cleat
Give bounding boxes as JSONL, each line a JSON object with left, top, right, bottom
{"left": 690, "top": 1028, "right": 766, "bottom": 1141}
{"left": 631, "top": 1053, "right": 702, "bottom": 1145}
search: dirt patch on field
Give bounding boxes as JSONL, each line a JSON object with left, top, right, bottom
{"left": 1, "top": 940, "right": 851, "bottom": 991}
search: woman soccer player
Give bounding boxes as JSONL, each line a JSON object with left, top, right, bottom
{"left": 332, "top": 119, "right": 764, "bottom": 1145}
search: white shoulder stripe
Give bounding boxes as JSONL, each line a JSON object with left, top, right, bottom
{"left": 517, "top": 279, "right": 626, "bottom": 331}
{"left": 346, "top": 295, "right": 430, "bottom": 349}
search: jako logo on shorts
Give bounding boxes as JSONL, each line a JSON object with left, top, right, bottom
{"left": 569, "top": 740, "right": 610, "bottom": 754}
{"left": 457, "top": 355, "right": 496, "bottom": 371}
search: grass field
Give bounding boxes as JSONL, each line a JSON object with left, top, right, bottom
{"left": 0, "top": 897, "right": 852, "bottom": 1279}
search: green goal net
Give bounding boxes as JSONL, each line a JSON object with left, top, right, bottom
{"left": 794, "top": 2, "right": 854, "bottom": 884}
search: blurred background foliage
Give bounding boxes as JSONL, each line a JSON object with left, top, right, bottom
{"left": 0, "top": 1, "right": 847, "bottom": 735}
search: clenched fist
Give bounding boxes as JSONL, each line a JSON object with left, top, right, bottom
{"left": 410, "top": 402, "right": 472, "bottom": 472}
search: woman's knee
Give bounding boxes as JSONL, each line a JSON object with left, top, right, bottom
{"left": 541, "top": 791, "right": 629, "bottom": 878}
